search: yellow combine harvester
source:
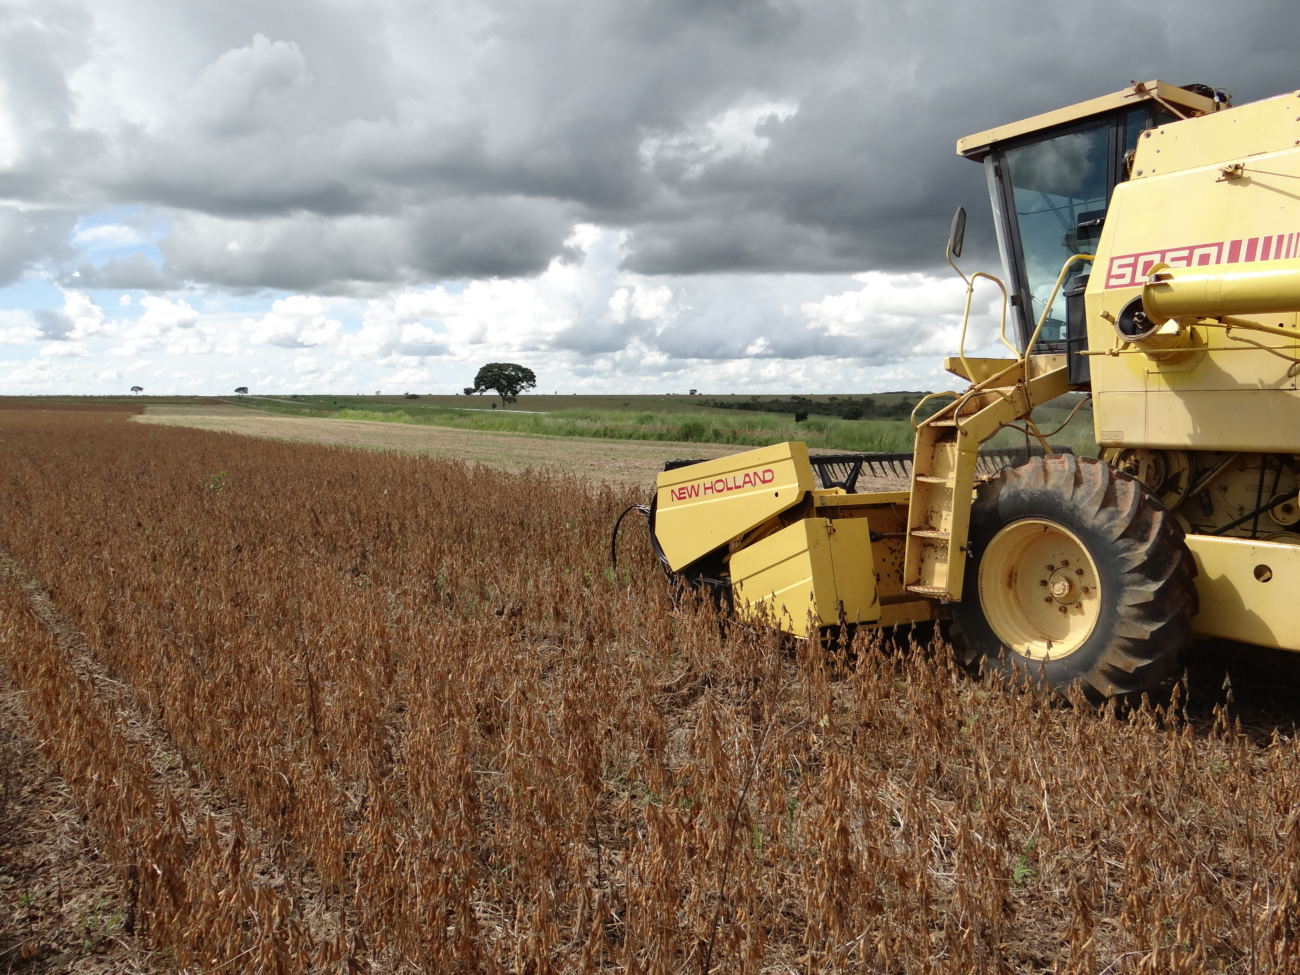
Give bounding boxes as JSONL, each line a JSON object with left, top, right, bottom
{"left": 649, "top": 81, "right": 1300, "bottom": 700}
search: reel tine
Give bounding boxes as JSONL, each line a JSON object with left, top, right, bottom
{"left": 809, "top": 444, "right": 1070, "bottom": 491}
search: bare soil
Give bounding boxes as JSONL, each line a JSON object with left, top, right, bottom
{"left": 0, "top": 686, "right": 156, "bottom": 974}
{"left": 132, "top": 404, "right": 755, "bottom": 491}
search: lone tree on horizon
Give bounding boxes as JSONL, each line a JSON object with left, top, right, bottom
{"left": 235, "top": 386, "right": 249, "bottom": 395}
{"left": 472, "top": 362, "right": 536, "bottom": 407}
{"left": 130, "top": 385, "right": 143, "bottom": 394}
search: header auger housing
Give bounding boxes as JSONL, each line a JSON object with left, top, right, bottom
{"left": 644, "top": 81, "right": 1300, "bottom": 701}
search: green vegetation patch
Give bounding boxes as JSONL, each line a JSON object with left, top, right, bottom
{"left": 702, "top": 392, "right": 926, "bottom": 421}
{"left": 226, "top": 391, "right": 1097, "bottom": 455}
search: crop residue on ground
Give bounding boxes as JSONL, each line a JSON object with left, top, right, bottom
{"left": 1, "top": 403, "right": 1297, "bottom": 973}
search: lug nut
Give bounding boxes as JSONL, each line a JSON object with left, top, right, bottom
{"left": 1039, "top": 579, "right": 1048, "bottom": 587}
{"left": 1046, "top": 564, "right": 1055, "bottom": 571}
{"left": 1061, "top": 559, "right": 1070, "bottom": 567}
{"left": 1075, "top": 568, "right": 1084, "bottom": 576}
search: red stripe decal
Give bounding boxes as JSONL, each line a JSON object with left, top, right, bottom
{"left": 1105, "top": 232, "right": 1299, "bottom": 289}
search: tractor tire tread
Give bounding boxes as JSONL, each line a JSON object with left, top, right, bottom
{"left": 955, "top": 453, "right": 1197, "bottom": 701}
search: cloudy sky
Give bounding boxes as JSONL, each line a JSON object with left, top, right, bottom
{"left": 2, "top": 0, "right": 1296, "bottom": 396}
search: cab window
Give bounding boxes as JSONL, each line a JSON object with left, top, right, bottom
{"left": 992, "top": 105, "right": 1175, "bottom": 350}
{"left": 1003, "top": 121, "right": 1110, "bottom": 342}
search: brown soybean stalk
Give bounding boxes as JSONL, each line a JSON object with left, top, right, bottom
{"left": 0, "top": 402, "right": 1298, "bottom": 973}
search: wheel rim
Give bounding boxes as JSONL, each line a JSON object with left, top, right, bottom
{"left": 977, "top": 518, "right": 1101, "bottom": 660}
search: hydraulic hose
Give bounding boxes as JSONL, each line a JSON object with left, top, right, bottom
{"left": 609, "top": 502, "right": 653, "bottom": 576}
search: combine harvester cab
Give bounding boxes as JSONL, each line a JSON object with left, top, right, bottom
{"left": 647, "top": 81, "right": 1300, "bottom": 702}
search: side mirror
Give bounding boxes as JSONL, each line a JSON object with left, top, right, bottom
{"left": 947, "top": 207, "right": 966, "bottom": 260}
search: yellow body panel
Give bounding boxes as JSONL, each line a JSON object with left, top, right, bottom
{"left": 1133, "top": 90, "right": 1300, "bottom": 177}
{"left": 654, "top": 441, "right": 815, "bottom": 571}
{"left": 1095, "top": 390, "right": 1300, "bottom": 452}
{"left": 1186, "top": 535, "right": 1300, "bottom": 650}
{"left": 1088, "top": 91, "right": 1300, "bottom": 451}
{"left": 731, "top": 516, "right": 878, "bottom": 637}
{"left": 813, "top": 489, "right": 940, "bottom": 626}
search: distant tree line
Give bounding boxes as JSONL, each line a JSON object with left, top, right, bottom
{"left": 703, "top": 393, "right": 926, "bottom": 421}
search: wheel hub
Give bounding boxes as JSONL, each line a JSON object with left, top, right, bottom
{"left": 1047, "top": 571, "right": 1076, "bottom": 602}
{"left": 977, "top": 519, "right": 1101, "bottom": 660}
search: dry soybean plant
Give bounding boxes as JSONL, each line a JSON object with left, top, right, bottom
{"left": 0, "top": 405, "right": 1298, "bottom": 973}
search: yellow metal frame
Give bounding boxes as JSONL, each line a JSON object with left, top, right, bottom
{"left": 730, "top": 516, "right": 879, "bottom": 637}
{"left": 1086, "top": 88, "right": 1300, "bottom": 454}
{"left": 654, "top": 442, "right": 816, "bottom": 571}
{"left": 899, "top": 251, "right": 1089, "bottom": 602}
{"left": 1185, "top": 536, "right": 1300, "bottom": 650}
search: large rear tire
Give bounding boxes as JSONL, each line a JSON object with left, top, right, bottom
{"left": 952, "top": 454, "right": 1197, "bottom": 701}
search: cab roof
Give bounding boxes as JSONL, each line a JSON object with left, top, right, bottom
{"left": 956, "top": 80, "right": 1222, "bottom": 161}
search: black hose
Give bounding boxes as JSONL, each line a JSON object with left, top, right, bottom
{"left": 645, "top": 496, "right": 677, "bottom": 579}
{"left": 1249, "top": 456, "right": 1284, "bottom": 540}
{"left": 609, "top": 502, "right": 652, "bottom": 575}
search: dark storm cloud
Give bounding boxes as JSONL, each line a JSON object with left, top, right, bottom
{"left": 157, "top": 196, "right": 575, "bottom": 293}
{"left": 404, "top": 198, "right": 578, "bottom": 281}
{"left": 157, "top": 212, "right": 404, "bottom": 293}
{"left": 624, "top": 86, "right": 982, "bottom": 274}
{"left": 614, "top": 1, "right": 1295, "bottom": 275}
{"left": 5, "top": 0, "right": 1300, "bottom": 289}
{"left": 551, "top": 320, "right": 648, "bottom": 356}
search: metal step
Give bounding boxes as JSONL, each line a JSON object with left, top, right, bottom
{"left": 905, "top": 584, "right": 950, "bottom": 597}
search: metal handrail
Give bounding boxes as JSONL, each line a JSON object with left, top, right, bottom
{"left": 909, "top": 389, "right": 962, "bottom": 431}
{"left": 953, "top": 271, "right": 1015, "bottom": 379}
{"left": 1021, "top": 253, "right": 1094, "bottom": 362}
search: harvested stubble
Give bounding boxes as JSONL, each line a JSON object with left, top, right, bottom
{"left": 1, "top": 406, "right": 1298, "bottom": 974}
